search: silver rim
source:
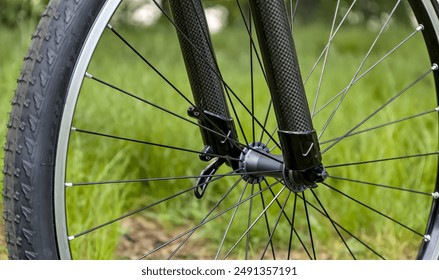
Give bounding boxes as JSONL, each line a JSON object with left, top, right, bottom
{"left": 54, "top": 0, "right": 122, "bottom": 260}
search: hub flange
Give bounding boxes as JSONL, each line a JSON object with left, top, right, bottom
{"left": 238, "top": 142, "right": 328, "bottom": 192}
{"left": 238, "top": 142, "right": 283, "bottom": 184}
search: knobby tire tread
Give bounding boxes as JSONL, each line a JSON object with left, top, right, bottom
{"left": 2, "top": 0, "right": 105, "bottom": 260}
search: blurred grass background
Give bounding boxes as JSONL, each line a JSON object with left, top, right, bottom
{"left": 0, "top": 0, "right": 437, "bottom": 260}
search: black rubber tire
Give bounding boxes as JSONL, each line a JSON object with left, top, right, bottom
{"left": 3, "top": 0, "right": 106, "bottom": 260}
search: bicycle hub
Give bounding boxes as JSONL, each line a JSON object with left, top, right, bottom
{"left": 238, "top": 142, "right": 328, "bottom": 192}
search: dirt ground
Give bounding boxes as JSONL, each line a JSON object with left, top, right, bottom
{"left": 116, "top": 216, "right": 316, "bottom": 260}
{"left": 116, "top": 217, "right": 213, "bottom": 260}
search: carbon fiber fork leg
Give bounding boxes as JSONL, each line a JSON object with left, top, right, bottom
{"left": 249, "top": 0, "right": 327, "bottom": 190}
{"left": 169, "top": 0, "right": 240, "bottom": 197}
{"left": 169, "top": 0, "right": 240, "bottom": 160}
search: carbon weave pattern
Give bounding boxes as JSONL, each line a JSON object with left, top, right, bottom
{"left": 169, "top": 0, "right": 230, "bottom": 118}
{"left": 251, "top": 0, "right": 312, "bottom": 132}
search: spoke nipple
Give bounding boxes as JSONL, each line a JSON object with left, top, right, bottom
{"left": 65, "top": 182, "right": 73, "bottom": 187}
{"left": 431, "top": 63, "right": 439, "bottom": 71}
{"left": 424, "top": 235, "right": 431, "bottom": 242}
{"left": 71, "top": 127, "right": 77, "bottom": 131}
{"left": 107, "top": 23, "right": 113, "bottom": 29}
{"left": 68, "top": 235, "right": 75, "bottom": 241}
{"left": 85, "top": 72, "right": 93, "bottom": 79}
{"left": 435, "top": 106, "right": 439, "bottom": 112}
{"left": 416, "top": 24, "right": 424, "bottom": 31}
{"left": 432, "top": 192, "right": 439, "bottom": 199}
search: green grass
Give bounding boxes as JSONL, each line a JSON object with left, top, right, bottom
{"left": 1, "top": 18, "right": 437, "bottom": 260}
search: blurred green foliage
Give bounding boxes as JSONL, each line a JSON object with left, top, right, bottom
{"left": 0, "top": 0, "right": 49, "bottom": 27}
{"left": 0, "top": 0, "right": 409, "bottom": 28}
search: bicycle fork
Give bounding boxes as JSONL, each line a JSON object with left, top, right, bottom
{"left": 169, "top": 0, "right": 328, "bottom": 196}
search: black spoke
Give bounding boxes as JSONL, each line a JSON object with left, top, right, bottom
{"left": 328, "top": 175, "right": 433, "bottom": 196}
{"left": 310, "top": 189, "right": 356, "bottom": 259}
{"left": 325, "top": 151, "right": 439, "bottom": 169}
{"left": 71, "top": 127, "right": 241, "bottom": 163}
{"left": 250, "top": 9, "right": 256, "bottom": 144}
{"left": 311, "top": 0, "right": 340, "bottom": 117}
{"left": 259, "top": 100, "right": 273, "bottom": 144}
{"left": 225, "top": 85, "right": 250, "bottom": 145}
{"left": 246, "top": 184, "right": 255, "bottom": 260}
{"left": 287, "top": 193, "right": 298, "bottom": 260}
{"left": 323, "top": 182, "right": 425, "bottom": 237}
{"left": 290, "top": 0, "right": 299, "bottom": 29}
{"left": 320, "top": 108, "right": 438, "bottom": 145}
{"left": 265, "top": 127, "right": 281, "bottom": 152}
{"left": 259, "top": 182, "right": 276, "bottom": 259}
{"left": 303, "top": 191, "right": 316, "bottom": 259}
{"left": 66, "top": 170, "right": 295, "bottom": 187}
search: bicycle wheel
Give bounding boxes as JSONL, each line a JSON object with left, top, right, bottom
{"left": 3, "top": 0, "right": 439, "bottom": 259}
